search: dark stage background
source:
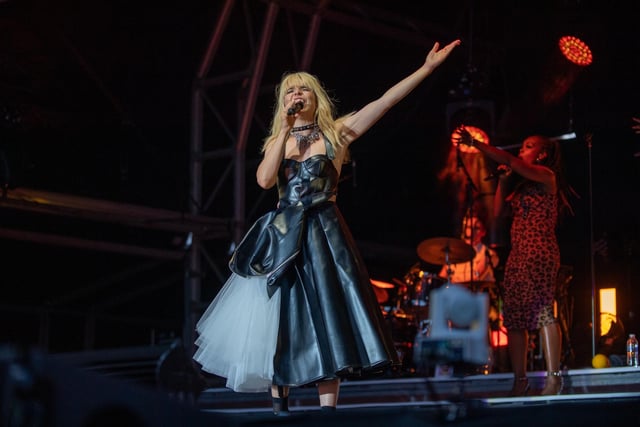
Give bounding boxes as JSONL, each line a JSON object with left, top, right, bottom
{"left": 0, "top": 0, "right": 639, "bottom": 371}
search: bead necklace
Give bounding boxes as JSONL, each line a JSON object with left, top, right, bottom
{"left": 290, "top": 123, "right": 321, "bottom": 150}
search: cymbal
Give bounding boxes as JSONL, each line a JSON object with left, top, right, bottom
{"left": 370, "top": 279, "right": 395, "bottom": 289}
{"left": 416, "top": 237, "right": 475, "bottom": 265}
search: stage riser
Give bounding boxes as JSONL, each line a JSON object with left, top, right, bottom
{"left": 198, "top": 368, "right": 640, "bottom": 412}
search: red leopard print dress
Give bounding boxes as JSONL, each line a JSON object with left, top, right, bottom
{"left": 502, "top": 181, "right": 560, "bottom": 331}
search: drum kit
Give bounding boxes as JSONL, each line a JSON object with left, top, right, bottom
{"left": 371, "top": 236, "right": 503, "bottom": 373}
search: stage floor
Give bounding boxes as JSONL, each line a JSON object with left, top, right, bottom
{"left": 201, "top": 394, "right": 640, "bottom": 427}
{"left": 197, "top": 366, "right": 640, "bottom": 417}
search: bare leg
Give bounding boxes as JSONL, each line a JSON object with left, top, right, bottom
{"left": 540, "top": 322, "right": 563, "bottom": 395}
{"left": 507, "top": 328, "right": 530, "bottom": 396}
{"left": 318, "top": 378, "right": 340, "bottom": 409}
{"left": 271, "top": 384, "right": 289, "bottom": 398}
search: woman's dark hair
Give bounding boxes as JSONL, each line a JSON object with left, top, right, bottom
{"left": 535, "top": 135, "right": 578, "bottom": 219}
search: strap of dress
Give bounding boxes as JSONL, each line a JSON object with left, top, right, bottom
{"left": 324, "top": 136, "right": 335, "bottom": 160}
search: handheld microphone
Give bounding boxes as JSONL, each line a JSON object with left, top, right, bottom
{"left": 287, "top": 101, "right": 304, "bottom": 116}
{"left": 484, "top": 168, "right": 507, "bottom": 181}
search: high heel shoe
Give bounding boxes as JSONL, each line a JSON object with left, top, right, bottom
{"left": 540, "top": 371, "right": 563, "bottom": 396}
{"left": 272, "top": 386, "right": 290, "bottom": 416}
{"left": 509, "top": 376, "right": 530, "bottom": 397}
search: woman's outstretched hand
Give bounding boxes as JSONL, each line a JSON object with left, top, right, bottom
{"left": 425, "top": 39, "right": 461, "bottom": 69}
{"left": 453, "top": 125, "right": 474, "bottom": 147}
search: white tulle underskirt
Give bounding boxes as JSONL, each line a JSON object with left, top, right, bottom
{"left": 193, "top": 273, "right": 281, "bottom": 392}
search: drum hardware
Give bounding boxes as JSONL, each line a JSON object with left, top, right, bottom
{"left": 456, "top": 280, "right": 498, "bottom": 293}
{"left": 417, "top": 237, "right": 475, "bottom": 288}
{"left": 372, "top": 287, "right": 388, "bottom": 304}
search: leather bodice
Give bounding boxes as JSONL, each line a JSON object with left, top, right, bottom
{"left": 277, "top": 154, "right": 338, "bottom": 209}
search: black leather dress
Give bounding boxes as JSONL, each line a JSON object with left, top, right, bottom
{"left": 231, "top": 144, "right": 399, "bottom": 387}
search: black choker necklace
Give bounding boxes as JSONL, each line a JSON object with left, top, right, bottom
{"left": 290, "top": 123, "right": 317, "bottom": 133}
{"left": 290, "top": 123, "right": 321, "bottom": 150}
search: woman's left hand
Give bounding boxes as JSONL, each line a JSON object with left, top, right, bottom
{"left": 425, "top": 39, "right": 461, "bottom": 69}
{"left": 453, "top": 125, "right": 474, "bottom": 147}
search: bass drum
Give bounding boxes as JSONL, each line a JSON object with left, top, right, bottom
{"left": 385, "top": 309, "right": 418, "bottom": 373}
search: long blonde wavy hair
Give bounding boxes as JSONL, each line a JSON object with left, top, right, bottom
{"left": 261, "top": 71, "right": 348, "bottom": 160}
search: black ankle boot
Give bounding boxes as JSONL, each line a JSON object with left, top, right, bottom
{"left": 272, "top": 396, "right": 290, "bottom": 416}
{"left": 321, "top": 406, "right": 336, "bottom": 413}
{"left": 272, "top": 386, "right": 290, "bottom": 416}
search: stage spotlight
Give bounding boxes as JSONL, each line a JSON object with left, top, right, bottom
{"left": 559, "top": 35, "right": 593, "bottom": 67}
{"left": 413, "top": 284, "right": 490, "bottom": 367}
{"left": 541, "top": 35, "right": 594, "bottom": 107}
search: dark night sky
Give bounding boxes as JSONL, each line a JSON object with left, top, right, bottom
{"left": 1, "top": 0, "right": 639, "bottom": 364}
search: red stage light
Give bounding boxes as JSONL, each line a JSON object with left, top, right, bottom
{"left": 558, "top": 35, "right": 593, "bottom": 66}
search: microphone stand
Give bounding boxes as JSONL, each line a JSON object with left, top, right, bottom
{"left": 587, "top": 133, "right": 596, "bottom": 358}
{"left": 456, "top": 144, "right": 478, "bottom": 290}
{"left": 456, "top": 144, "right": 479, "bottom": 196}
